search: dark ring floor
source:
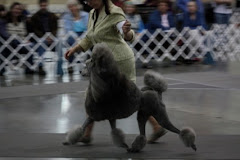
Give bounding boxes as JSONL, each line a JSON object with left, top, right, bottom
{"left": 1, "top": 61, "right": 240, "bottom": 159}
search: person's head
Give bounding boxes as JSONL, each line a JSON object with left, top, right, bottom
{"left": 84, "top": 0, "right": 107, "bottom": 11}
{"left": 187, "top": 1, "right": 197, "bottom": 14}
{"left": 67, "top": 0, "right": 82, "bottom": 14}
{"left": 9, "top": 2, "right": 22, "bottom": 18}
{"left": 85, "top": 0, "right": 110, "bottom": 15}
{"left": 157, "top": 0, "right": 169, "bottom": 14}
{"left": 0, "top": 5, "right": 6, "bottom": 18}
{"left": 123, "top": 1, "right": 137, "bottom": 15}
{"left": 39, "top": 0, "right": 48, "bottom": 12}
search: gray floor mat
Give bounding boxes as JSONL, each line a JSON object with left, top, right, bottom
{"left": 0, "top": 133, "right": 239, "bottom": 159}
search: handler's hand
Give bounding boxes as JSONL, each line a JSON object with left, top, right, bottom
{"left": 64, "top": 48, "right": 75, "bottom": 60}
{"left": 122, "top": 21, "right": 131, "bottom": 34}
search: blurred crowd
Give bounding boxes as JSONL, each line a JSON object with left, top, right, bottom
{"left": 0, "top": 0, "right": 238, "bottom": 76}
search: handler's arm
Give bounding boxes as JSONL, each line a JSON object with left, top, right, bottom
{"left": 122, "top": 21, "right": 135, "bottom": 42}
{"left": 124, "top": 30, "right": 135, "bottom": 42}
{"left": 65, "top": 10, "right": 93, "bottom": 60}
{"left": 64, "top": 36, "right": 93, "bottom": 60}
{"left": 64, "top": 45, "right": 83, "bottom": 60}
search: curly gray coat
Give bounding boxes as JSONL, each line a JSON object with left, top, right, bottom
{"left": 64, "top": 43, "right": 197, "bottom": 152}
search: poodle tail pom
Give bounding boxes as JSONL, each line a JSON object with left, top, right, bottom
{"left": 179, "top": 127, "right": 197, "bottom": 151}
{"left": 144, "top": 70, "right": 168, "bottom": 92}
{"left": 64, "top": 125, "right": 83, "bottom": 145}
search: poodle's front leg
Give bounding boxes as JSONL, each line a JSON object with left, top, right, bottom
{"left": 109, "top": 119, "right": 129, "bottom": 150}
{"left": 127, "top": 111, "right": 149, "bottom": 152}
{"left": 63, "top": 117, "right": 94, "bottom": 145}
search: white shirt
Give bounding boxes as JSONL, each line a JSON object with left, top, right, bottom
{"left": 161, "top": 14, "right": 170, "bottom": 28}
{"left": 7, "top": 22, "right": 26, "bottom": 39}
{"left": 214, "top": 4, "right": 232, "bottom": 14}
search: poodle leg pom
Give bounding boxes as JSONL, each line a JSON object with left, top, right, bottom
{"left": 111, "top": 128, "right": 129, "bottom": 149}
{"left": 127, "top": 135, "right": 147, "bottom": 153}
{"left": 179, "top": 127, "right": 197, "bottom": 151}
{"left": 63, "top": 126, "right": 84, "bottom": 145}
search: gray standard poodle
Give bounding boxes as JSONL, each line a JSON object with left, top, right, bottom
{"left": 63, "top": 43, "right": 197, "bottom": 152}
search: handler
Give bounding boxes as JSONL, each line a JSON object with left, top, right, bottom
{"left": 64, "top": 0, "right": 166, "bottom": 144}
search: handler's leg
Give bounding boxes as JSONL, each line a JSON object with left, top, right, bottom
{"left": 148, "top": 116, "right": 167, "bottom": 143}
{"left": 79, "top": 88, "right": 94, "bottom": 143}
{"left": 149, "top": 116, "right": 161, "bottom": 131}
{"left": 78, "top": 121, "right": 94, "bottom": 143}
{"left": 63, "top": 117, "right": 94, "bottom": 145}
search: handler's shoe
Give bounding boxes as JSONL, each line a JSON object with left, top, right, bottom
{"left": 78, "top": 136, "right": 92, "bottom": 144}
{"left": 148, "top": 128, "right": 168, "bottom": 143}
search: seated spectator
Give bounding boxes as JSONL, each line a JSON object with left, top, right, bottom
{"left": 62, "top": 0, "right": 88, "bottom": 73}
{"left": 5, "top": 2, "right": 34, "bottom": 74}
{"left": 176, "top": 0, "right": 204, "bottom": 30}
{"left": 182, "top": 1, "right": 207, "bottom": 64}
{"left": 141, "top": 0, "right": 175, "bottom": 68}
{"left": 177, "top": 0, "right": 204, "bottom": 14}
{"left": 0, "top": 4, "right": 9, "bottom": 76}
{"left": 183, "top": 1, "right": 206, "bottom": 29}
{"left": 146, "top": 0, "right": 175, "bottom": 33}
{"left": 0, "top": 5, "right": 9, "bottom": 40}
{"left": 6, "top": 2, "right": 27, "bottom": 39}
{"left": 63, "top": 0, "right": 88, "bottom": 36}
{"left": 123, "top": 1, "right": 145, "bottom": 36}
{"left": 31, "top": 0, "right": 58, "bottom": 75}
{"left": 214, "top": 0, "right": 233, "bottom": 24}
{"left": 144, "top": 0, "right": 159, "bottom": 6}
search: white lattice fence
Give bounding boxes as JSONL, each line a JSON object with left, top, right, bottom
{"left": 131, "top": 25, "right": 240, "bottom": 63}
{"left": 0, "top": 25, "right": 240, "bottom": 73}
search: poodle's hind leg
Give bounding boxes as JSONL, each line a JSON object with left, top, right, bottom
{"left": 109, "top": 119, "right": 129, "bottom": 150}
{"left": 63, "top": 117, "right": 94, "bottom": 145}
{"left": 127, "top": 111, "right": 149, "bottom": 152}
{"left": 151, "top": 102, "right": 197, "bottom": 151}
{"left": 151, "top": 102, "right": 180, "bottom": 134}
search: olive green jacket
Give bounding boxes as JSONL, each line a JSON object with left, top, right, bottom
{"left": 77, "top": 0, "right": 135, "bottom": 62}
